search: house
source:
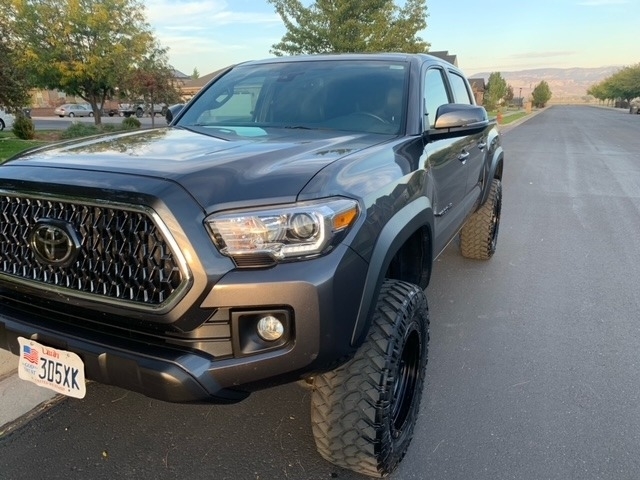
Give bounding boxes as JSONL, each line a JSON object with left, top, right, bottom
{"left": 468, "top": 78, "right": 486, "bottom": 105}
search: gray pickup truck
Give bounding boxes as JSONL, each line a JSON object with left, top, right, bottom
{"left": 0, "top": 53, "right": 504, "bottom": 477}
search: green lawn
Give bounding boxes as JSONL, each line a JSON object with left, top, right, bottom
{"left": 500, "top": 111, "right": 529, "bottom": 125}
{"left": 0, "top": 132, "right": 48, "bottom": 163}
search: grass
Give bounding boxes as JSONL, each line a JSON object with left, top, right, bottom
{"left": 500, "top": 111, "right": 529, "bottom": 125}
{"left": 0, "top": 132, "right": 49, "bottom": 163}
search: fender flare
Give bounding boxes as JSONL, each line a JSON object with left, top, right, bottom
{"left": 350, "top": 197, "right": 434, "bottom": 346}
{"left": 480, "top": 145, "right": 504, "bottom": 206}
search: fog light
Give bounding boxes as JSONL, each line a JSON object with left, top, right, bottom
{"left": 257, "top": 315, "right": 284, "bottom": 341}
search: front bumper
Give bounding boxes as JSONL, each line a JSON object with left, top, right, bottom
{"left": 0, "top": 244, "right": 368, "bottom": 404}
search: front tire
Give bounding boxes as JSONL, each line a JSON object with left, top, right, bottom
{"left": 0, "top": 119, "right": 4, "bottom": 131}
{"left": 460, "top": 178, "right": 502, "bottom": 260}
{"left": 311, "top": 280, "right": 429, "bottom": 478}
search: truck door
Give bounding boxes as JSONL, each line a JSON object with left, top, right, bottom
{"left": 422, "top": 67, "right": 468, "bottom": 254}
{"left": 446, "top": 69, "right": 488, "bottom": 210}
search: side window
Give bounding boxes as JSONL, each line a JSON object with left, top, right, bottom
{"left": 448, "top": 72, "right": 473, "bottom": 105}
{"left": 424, "top": 68, "right": 450, "bottom": 128}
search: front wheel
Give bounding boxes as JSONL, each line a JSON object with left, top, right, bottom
{"left": 135, "top": 108, "right": 143, "bottom": 118}
{"left": 88, "top": 112, "right": 94, "bottom": 117}
{"left": 460, "top": 178, "right": 502, "bottom": 260}
{"left": 0, "top": 119, "right": 4, "bottom": 131}
{"left": 311, "top": 280, "right": 429, "bottom": 477}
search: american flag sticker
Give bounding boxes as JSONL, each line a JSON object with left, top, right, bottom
{"left": 22, "top": 345, "right": 39, "bottom": 365}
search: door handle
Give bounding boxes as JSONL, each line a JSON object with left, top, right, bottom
{"left": 458, "top": 151, "right": 470, "bottom": 163}
{"left": 477, "top": 141, "right": 487, "bottom": 150}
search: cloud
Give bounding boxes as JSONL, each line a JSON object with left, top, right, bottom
{"left": 146, "top": 0, "right": 281, "bottom": 30}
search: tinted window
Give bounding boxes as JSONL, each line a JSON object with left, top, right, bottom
{"left": 178, "top": 61, "right": 408, "bottom": 135}
{"left": 449, "top": 72, "right": 473, "bottom": 105}
{"left": 424, "top": 68, "right": 450, "bottom": 128}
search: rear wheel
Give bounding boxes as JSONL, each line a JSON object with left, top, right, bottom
{"left": 0, "top": 119, "right": 4, "bottom": 131}
{"left": 311, "top": 280, "right": 429, "bottom": 478}
{"left": 69, "top": 112, "right": 75, "bottom": 118}
{"left": 460, "top": 178, "right": 502, "bottom": 260}
{"left": 135, "top": 108, "right": 143, "bottom": 118}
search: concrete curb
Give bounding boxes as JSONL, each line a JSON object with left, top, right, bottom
{"left": 0, "top": 350, "right": 58, "bottom": 435}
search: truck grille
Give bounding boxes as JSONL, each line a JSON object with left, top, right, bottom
{"left": 0, "top": 194, "right": 186, "bottom": 307}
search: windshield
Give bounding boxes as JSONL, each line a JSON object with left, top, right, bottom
{"left": 177, "top": 60, "right": 408, "bottom": 136}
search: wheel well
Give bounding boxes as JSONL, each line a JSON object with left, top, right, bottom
{"left": 385, "top": 226, "right": 432, "bottom": 289}
{"left": 494, "top": 157, "right": 504, "bottom": 180}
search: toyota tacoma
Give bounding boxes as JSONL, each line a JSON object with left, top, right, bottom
{"left": 0, "top": 53, "right": 504, "bottom": 477}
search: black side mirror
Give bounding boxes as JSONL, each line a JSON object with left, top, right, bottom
{"left": 166, "top": 104, "right": 185, "bottom": 125}
{"left": 427, "top": 104, "right": 489, "bottom": 140}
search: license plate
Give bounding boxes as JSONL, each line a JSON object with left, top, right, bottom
{"left": 17, "top": 337, "right": 86, "bottom": 399}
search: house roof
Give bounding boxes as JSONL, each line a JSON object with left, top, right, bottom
{"left": 181, "top": 67, "right": 231, "bottom": 91}
{"left": 428, "top": 50, "right": 458, "bottom": 67}
{"left": 469, "top": 78, "right": 486, "bottom": 91}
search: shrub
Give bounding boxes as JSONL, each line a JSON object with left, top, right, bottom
{"left": 60, "top": 123, "right": 100, "bottom": 140}
{"left": 122, "top": 117, "right": 141, "bottom": 129}
{"left": 12, "top": 113, "right": 35, "bottom": 140}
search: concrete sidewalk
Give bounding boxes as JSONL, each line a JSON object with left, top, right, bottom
{"left": 0, "top": 349, "right": 58, "bottom": 434}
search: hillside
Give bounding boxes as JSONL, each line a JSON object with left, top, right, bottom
{"left": 470, "top": 66, "right": 620, "bottom": 99}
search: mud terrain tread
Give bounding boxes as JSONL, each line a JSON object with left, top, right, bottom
{"left": 311, "top": 280, "right": 429, "bottom": 477}
{"left": 460, "top": 178, "right": 502, "bottom": 260}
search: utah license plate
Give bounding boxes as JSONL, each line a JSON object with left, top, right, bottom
{"left": 17, "top": 337, "right": 86, "bottom": 399}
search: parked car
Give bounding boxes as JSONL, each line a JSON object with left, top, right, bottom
{"left": 630, "top": 99, "right": 640, "bottom": 114}
{"left": 54, "top": 104, "right": 93, "bottom": 118}
{"left": 0, "top": 108, "right": 15, "bottom": 131}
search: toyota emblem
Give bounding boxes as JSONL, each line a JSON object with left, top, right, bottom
{"left": 29, "top": 220, "right": 81, "bottom": 267}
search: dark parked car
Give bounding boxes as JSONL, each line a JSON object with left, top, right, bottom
{"left": 0, "top": 53, "right": 504, "bottom": 477}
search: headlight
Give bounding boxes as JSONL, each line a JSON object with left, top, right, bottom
{"left": 206, "top": 198, "right": 359, "bottom": 266}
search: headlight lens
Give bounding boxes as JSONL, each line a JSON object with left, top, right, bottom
{"left": 206, "top": 198, "right": 359, "bottom": 264}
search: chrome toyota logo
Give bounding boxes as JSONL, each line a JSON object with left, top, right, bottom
{"left": 29, "top": 220, "right": 81, "bottom": 267}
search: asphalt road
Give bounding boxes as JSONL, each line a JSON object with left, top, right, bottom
{"left": 2, "top": 106, "right": 640, "bottom": 480}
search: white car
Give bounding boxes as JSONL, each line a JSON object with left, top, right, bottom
{"left": 54, "top": 104, "right": 94, "bottom": 118}
{"left": 0, "top": 108, "right": 15, "bottom": 131}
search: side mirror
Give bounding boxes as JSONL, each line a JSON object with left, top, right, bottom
{"left": 427, "top": 104, "right": 489, "bottom": 139}
{"left": 166, "top": 103, "right": 185, "bottom": 125}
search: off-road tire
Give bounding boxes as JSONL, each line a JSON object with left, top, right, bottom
{"left": 311, "top": 280, "right": 429, "bottom": 478}
{"left": 460, "top": 178, "right": 502, "bottom": 260}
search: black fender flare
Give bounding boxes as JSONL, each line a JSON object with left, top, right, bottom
{"left": 480, "top": 144, "right": 504, "bottom": 206}
{"left": 350, "top": 197, "right": 434, "bottom": 346}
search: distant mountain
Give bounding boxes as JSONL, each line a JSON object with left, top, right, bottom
{"left": 470, "top": 66, "right": 621, "bottom": 99}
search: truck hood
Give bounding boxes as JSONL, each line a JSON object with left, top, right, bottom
{"left": 5, "top": 127, "right": 388, "bottom": 209}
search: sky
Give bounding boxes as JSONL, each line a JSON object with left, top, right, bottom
{"left": 145, "top": 0, "right": 640, "bottom": 78}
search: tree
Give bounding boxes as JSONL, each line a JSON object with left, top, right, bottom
{"left": 504, "top": 85, "right": 514, "bottom": 104}
{"left": 125, "top": 46, "right": 182, "bottom": 127}
{"left": 8, "top": 0, "right": 156, "bottom": 125}
{"left": 0, "top": 15, "right": 30, "bottom": 109}
{"left": 191, "top": 67, "right": 200, "bottom": 80}
{"left": 532, "top": 80, "right": 552, "bottom": 108}
{"left": 484, "top": 72, "right": 507, "bottom": 111}
{"left": 268, "top": 0, "right": 429, "bottom": 56}
{"left": 589, "top": 65, "right": 640, "bottom": 106}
